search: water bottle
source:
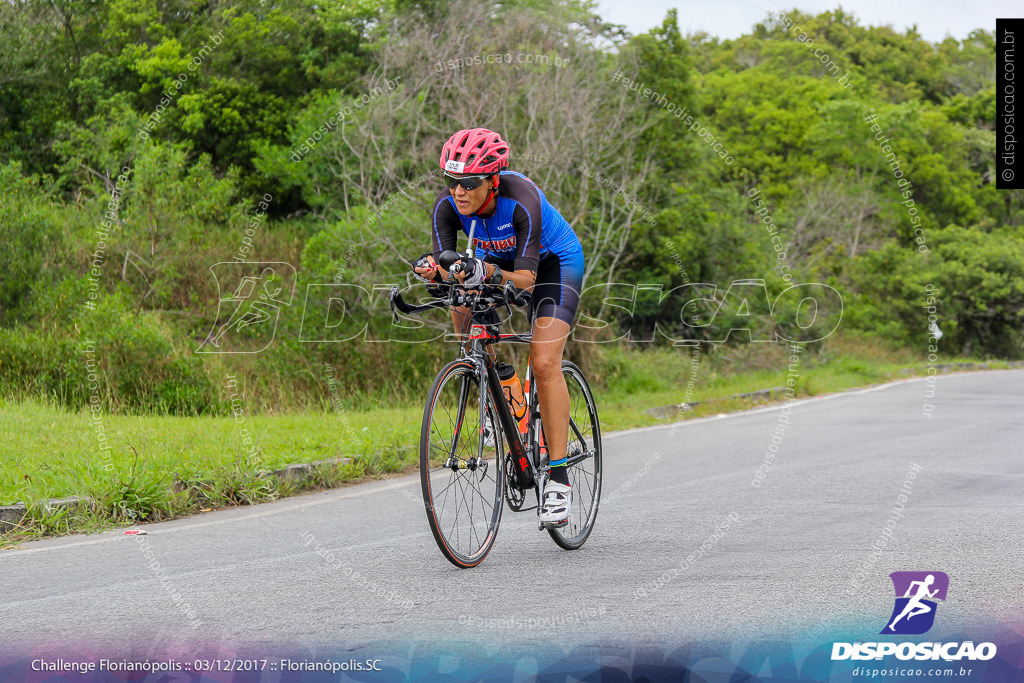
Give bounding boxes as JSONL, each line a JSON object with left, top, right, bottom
{"left": 496, "top": 363, "right": 528, "bottom": 434}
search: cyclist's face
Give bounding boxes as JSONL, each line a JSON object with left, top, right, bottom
{"left": 449, "top": 176, "right": 494, "bottom": 215}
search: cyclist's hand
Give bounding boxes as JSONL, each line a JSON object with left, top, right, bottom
{"left": 456, "top": 257, "right": 485, "bottom": 287}
{"left": 413, "top": 252, "right": 439, "bottom": 281}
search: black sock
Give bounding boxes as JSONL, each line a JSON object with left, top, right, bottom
{"left": 549, "top": 465, "right": 569, "bottom": 486}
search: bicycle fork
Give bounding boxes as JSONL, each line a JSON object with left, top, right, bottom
{"left": 443, "top": 365, "right": 489, "bottom": 477}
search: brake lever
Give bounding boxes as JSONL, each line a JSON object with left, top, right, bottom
{"left": 502, "top": 280, "right": 529, "bottom": 307}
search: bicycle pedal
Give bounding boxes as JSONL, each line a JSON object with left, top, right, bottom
{"left": 540, "top": 518, "right": 569, "bottom": 530}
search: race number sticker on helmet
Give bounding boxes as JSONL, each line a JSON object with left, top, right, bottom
{"left": 445, "top": 160, "right": 465, "bottom": 173}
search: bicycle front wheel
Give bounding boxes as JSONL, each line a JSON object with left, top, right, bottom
{"left": 420, "top": 360, "right": 504, "bottom": 568}
{"left": 548, "top": 360, "right": 602, "bottom": 550}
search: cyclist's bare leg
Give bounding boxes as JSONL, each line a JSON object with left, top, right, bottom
{"left": 450, "top": 307, "right": 472, "bottom": 336}
{"left": 530, "top": 316, "right": 571, "bottom": 466}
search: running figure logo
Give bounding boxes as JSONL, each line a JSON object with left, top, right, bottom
{"left": 880, "top": 571, "right": 949, "bottom": 635}
{"left": 198, "top": 262, "right": 296, "bottom": 354}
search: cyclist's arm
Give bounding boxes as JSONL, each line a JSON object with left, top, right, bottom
{"left": 430, "top": 191, "right": 461, "bottom": 266}
{"left": 483, "top": 262, "right": 536, "bottom": 290}
{"left": 496, "top": 198, "right": 541, "bottom": 290}
{"left": 434, "top": 259, "right": 535, "bottom": 290}
{"left": 510, "top": 191, "right": 542, "bottom": 273}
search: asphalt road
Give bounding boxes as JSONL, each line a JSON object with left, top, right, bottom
{"left": 1, "top": 370, "right": 1022, "bottom": 668}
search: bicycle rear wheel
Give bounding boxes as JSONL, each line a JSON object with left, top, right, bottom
{"left": 421, "top": 360, "right": 504, "bottom": 568}
{"left": 548, "top": 360, "right": 602, "bottom": 550}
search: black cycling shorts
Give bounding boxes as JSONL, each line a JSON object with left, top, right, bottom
{"left": 487, "top": 250, "right": 584, "bottom": 326}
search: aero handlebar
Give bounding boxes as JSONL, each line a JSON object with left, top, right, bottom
{"left": 390, "top": 252, "right": 531, "bottom": 321}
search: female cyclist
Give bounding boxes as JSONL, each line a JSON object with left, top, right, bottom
{"left": 413, "top": 127, "right": 585, "bottom": 527}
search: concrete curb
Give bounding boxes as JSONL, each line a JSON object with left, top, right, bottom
{"left": 0, "top": 504, "right": 27, "bottom": 534}
{"left": 645, "top": 387, "right": 787, "bottom": 419}
{"left": 0, "top": 496, "right": 94, "bottom": 535}
{"left": 896, "top": 362, "right": 1000, "bottom": 374}
{"left": 1, "top": 448, "right": 418, "bottom": 535}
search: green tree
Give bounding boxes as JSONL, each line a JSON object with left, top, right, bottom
{"left": 0, "top": 162, "right": 63, "bottom": 320}
{"left": 849, "top": 227, "right": 1024, "bottom": 357}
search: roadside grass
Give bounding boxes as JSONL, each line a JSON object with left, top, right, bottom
{"left": 595, "top": 332, "right": 917, "bottom": 431}
{"left": 0, "top": 402, "right": 421, "bottom": 546}
{"left": 0, "top": 402, "right": 420, "bottom": 499}
{"left": 1, "top": 331, "right": 1011, "bottom": 546}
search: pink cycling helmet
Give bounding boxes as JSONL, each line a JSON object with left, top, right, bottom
{"left": 439, "top": 128, "right": 510, "bottom": 175}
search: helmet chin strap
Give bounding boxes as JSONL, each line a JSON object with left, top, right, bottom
{"left": 472, "top": 175, "right": 500, "bottom": 216}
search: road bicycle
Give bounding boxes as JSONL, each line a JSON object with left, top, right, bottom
{"left": 389, "top": 251, "right": 602, "bottom": 568}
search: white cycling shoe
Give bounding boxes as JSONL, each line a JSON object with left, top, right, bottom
{"left": 540, "top": 481, "right": 571, "bottom": 527}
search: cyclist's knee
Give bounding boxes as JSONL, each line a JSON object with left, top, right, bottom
{"left": 531, "top": 353, "right": 562, "bottom": 380}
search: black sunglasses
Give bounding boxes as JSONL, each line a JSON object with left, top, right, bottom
{"left": 443, "top": 173, "right": 492, "bottom": 191}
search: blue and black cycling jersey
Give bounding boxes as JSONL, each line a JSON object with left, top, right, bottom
{"left": 431, "top": 171, "right": 582, "bottom": 272}
{"left": 431, "top": 170, "right": 585, "bottom": 324}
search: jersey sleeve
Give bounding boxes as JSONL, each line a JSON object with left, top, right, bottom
{"left": 511, "top": 188, "right": 542, "bottom": 273}
{"left": 431, "top": 189, "right": 461, "bottom": 260}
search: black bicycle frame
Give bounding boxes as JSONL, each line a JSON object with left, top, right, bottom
{"left": 473, "top": 326, "right": 592, "bottom": 492}
{"left": 482, "top": 360, "right": 535, "bottom": 488}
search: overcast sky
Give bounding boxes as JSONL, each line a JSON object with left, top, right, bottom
{"left": 595, "top": 0, "right": 1015, "bottom": 42}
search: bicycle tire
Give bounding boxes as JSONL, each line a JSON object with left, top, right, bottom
{"left": 420, "top": 359, "right": 505, "bottom": 568}
{"left": 548, "top": 360, "right": 602, "bottom": 550}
